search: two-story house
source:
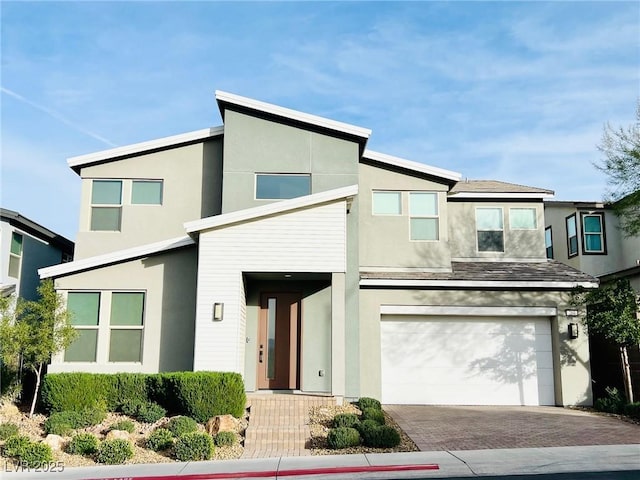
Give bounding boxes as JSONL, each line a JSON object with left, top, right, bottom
{"left": 39, "top": 91, "right": 597, "bottom": 406}
{"left": 544, "top": 201, "right": 640, "bottom": 399}
{"left": 1, "top": 208, "right": 74, "bottom": 300}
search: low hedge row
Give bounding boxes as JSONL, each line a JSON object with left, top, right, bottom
{"left": 41, "top": 371, "right": 246, "bottom": 421}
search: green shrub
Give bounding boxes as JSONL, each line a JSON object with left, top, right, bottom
{"left": 119, "top": 399, "right": 143, "bottom": 417}
{"left": 146, "top": 428, "right": 174, "bottom": 451}
{"left": 214, "top": 431, "right": 236, "bottom": 447}
{"left": 361, "top": 407, "right": 385, "bottom": 425}
{"left": 20, "top": 442, "right": 53, "bottom": 467}
{"left": 3, "top": 435, "right": 31, "bottom": 457}
{"left": 41, "top": 373, "right": 117, "bottom": 413}
{"left": 594, "top": 386, "right": 626, "bottom": 414}
{"left": 82, "top": 407, "right": 107, "bottom": 426}
{"left": 357, "top": 397, "right": 381, "bottom": 411}
{"left": 359, "top": 423, "right": 401, "bottom": 448}
{"left": 167, "top": 416, "right": 199, "bottom": 437}
{"left": 67, "top": 433, "right": 100, "bottom": 455}
{"left": 44, "top": 408, "right": 106, "bottom": 435}
{"left": 327, "top": 427, "right": 360, "bottom": 449}
{"left": 357, "top": 419, "right": 380, "bottom": 433}
{"left": 0, "top": 422, "right": 19, "bottom": 441}
{"left": 109, "top": 420, "right": 135, "bottom": 434}
{"left": 136, "top": 402, "right": 166, "bottom": 423}
{"left": 97, "top": 439, "right": 134, "bottom": 464}
{"left": 623, "top": 402, "right": 640, "bottom": 420}
{"left": 332, "top": 413, "right": 360, "bottom": 429}
{"left": 174, "top": 432, "right": 214, "bottom": 461}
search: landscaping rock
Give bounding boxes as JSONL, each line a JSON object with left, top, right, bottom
{"left": 205, "top": 415, "right": 238, "bottom": 435}
{"left": 43, "top": 434, "right": 66, "bottom": 451}
{"left": 105, "top": 429, "right": 130, "bottom": 441}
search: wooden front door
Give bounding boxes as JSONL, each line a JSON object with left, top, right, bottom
{"left": 257, "top": 292, "right": 301, "bottom": 390}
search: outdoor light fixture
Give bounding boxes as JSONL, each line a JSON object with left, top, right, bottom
{"left": 565, "top": 309, "right": 579, "bottom": 317}
{"left": 568, "top": 322, "right": 579, "bottom": 339}
{"left": 212, "top": 303, "right": 224, "bottom": 322}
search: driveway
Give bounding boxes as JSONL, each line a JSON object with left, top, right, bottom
{"left": 386, "top": 405, "right": 640, "bottom": 451}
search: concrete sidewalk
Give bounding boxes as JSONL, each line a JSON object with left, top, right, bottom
{"left": 2, "top": 444, "right": 639, "bottom": 479}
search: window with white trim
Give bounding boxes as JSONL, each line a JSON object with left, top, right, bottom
{"left": 510, "top": 208, "right": 537, "bottom": 230}
{"left": 131, "top": 180, "right": 163, "bottom": 205}
{"left": 91, "top": 180, "right": 122, "bottom": 231}
{"left": 476, "top": 207, "right": 504, "bottom": 252}
{"left": 372, "top": 191, "right": 401, "bottom": 215}
{"left": 409, "top": 192, "right": 439, "bottom": 241}
{"left": 8, "top": 232, "right": 23, "bottom": 278}
{"left": 545, "top": 227, "right": 553, "bottom": 259}
{"left": 566, "top": 214, "right": 578, "bottom": 257}
{"left": 255, "top": 174, "right": 310, "bottom": 200}
{"left": 581, "top": 213, "right": 606, "bottom": 254}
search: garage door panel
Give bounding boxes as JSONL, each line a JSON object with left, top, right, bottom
{"left": 381, "top": 316, "right": 555, "bottom": 406}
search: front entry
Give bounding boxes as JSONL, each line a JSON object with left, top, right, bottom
{"left": 257, "top": 292, "right": 302, "bottom": 390}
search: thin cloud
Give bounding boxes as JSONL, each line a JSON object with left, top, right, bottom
{"left": 1, "top": 86, "right": 117, "bottom": 147}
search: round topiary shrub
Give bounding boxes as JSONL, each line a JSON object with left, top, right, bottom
{"left": 327, "top": 427, "right": 360, "bottom": 449}
{"left": 357, "top": 397, "right": 382, "bottom": 411}
{"left": 3, "top": 435, "right": 31, "bottom": 457}
{"left": 360, "top": 424, "right": 401, "bottom": 448}
{"left": 361, "top": 407, "right": 385, "bottom": 425}
{"left": 332, "top": 413, "right": 360, "bottom": 429}
{"left": 97, "top": 439, "right": 134, "bottom": 464}
{"left": 213, "top": 431, "right": 236, "bottom": 447}
{"left": 44, "top": 411, "right": 80, "bottom": 435}
{"left": 0, "top": 422, "right": 19, "bottom": 441}
{"left": 20, "top": 442, "right": 54, "bottom": 467}
{"left": 166, "top": 416, "right": 198, "bottom": 437}
{"left": 146, "top": 428, "right": 174, "bottom": 452}
{"left": 67, "top": 433, "right": 100, "bottom": 455}
{"left": 109, "top": 420, "right": 135, "bottom": 433}
{"left": 174, "top": 432, "right": 214, "bottom": 461}
{"left": 136, "top": 402, "right": 166, "bottom": 423}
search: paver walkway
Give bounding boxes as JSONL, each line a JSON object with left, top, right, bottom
{"left": 241, "top": 393, "right": 335, "bottom": 458}
{"left": 386, "top": 405, "right": 640, "bottom": 451}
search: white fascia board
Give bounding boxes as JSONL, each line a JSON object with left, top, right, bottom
{"left": 38, "top": 235, "right": 195, "bottom": 279}
{"left": 215, "top": 90, "right": 371, "bottom": 140}
{"left": 360, "top": 279, "right": 599, "bottom": 289}
{"left": 363, "top": 150, "right": 462, "bottom": 182}
{"left": 185, "top": 185, "right": 359, "bottom": 233}
{"left": 448, "top": 192, "right": 555, "bottom": 199}
{"left": 380, "top": 305, "right": 558, "bottom": 317}
{"left": 67, "top": 127, "right": 224, "bottom": 170}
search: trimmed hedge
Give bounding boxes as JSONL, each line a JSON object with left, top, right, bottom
{"left": 166, "top": 416, "right": 199, "bottom": 437}
{"left": 41, "top": 371, "right": 246, "bottom": 421}
{"left": 361, "top": 407, "right": 385, "bottom": 425}
{"left": 44, "top": 408, "right": 106, "bottom": 435}
{"left": 327, "top": 427, "right": 360, "bottom": 449}
{"left": 332, "top": 413, "right": 360, "bottom": 429}
{"left": 97, "top": 439, "right": 134, "bottom": 464}
{"left": 357, "top": 397, "right": 382, "bottom": 411}
{"left": 174, "top": 432, "right": 214, "bottom": 461}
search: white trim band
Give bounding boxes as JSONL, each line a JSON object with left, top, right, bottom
{"left": 380, "top": 305, "right": 558, "bottom": 316}
{"left": 360, "top": 279, "right": 598, "bottom": 289}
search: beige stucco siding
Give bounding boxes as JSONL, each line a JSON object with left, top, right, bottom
{"left": 50, "top": 247, "right": 197, "bottom": 373}
{"left": 359, "top": 288, "right": 592, "bottom": 406}
{"left": 75, "top": 140, "right": 222, "bottom": 259}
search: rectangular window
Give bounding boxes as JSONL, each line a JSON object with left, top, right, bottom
{"left": 582, "top": 213, "right": 606, "bottom": 254}
{"left": 510, "top": 208, "right": 537, "bottom": 230}
{"left": 545, "top": 227, "right": 553, "bottom": 259}
{"left": 566, "top": 214, "right": 578, "bottom": 257}
{"left": 132, "top": 180, "right": 163, "bottom": 205}
{"left": 109, "top": 292, "right": 144, "bottom": 362}
{"left": 8, "top": 232, "right": 23, "bottom": 278}
{"left": 255, "top": 174, "right": 310, "bottom": 200}
{"left": 372, "top": 191, "right": 401, "bottom": 215}
{"left": 65, "top": 292, "right": 100, "bottom": 362}
{"left": 409, "top": 192, "right": 439, "bottom": 241}
{"left": 476, "top": 207, "right": 504, "bottom": 252}
{"left": 91, "top": 180, "right": 122, "bottom": 231}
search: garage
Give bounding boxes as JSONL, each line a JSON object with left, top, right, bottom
{"left": 380, "top": 315, "right": 555, "bottom": 406}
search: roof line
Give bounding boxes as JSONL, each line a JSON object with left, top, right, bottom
{"left": 39, "top": 235, "right": 195, "bottom": 279}
{"left": 67, "top": 126, "right": 224, "bottom": 173}
{"left": 1, "top": 208, "right": 74, "bottom": 252}
{"left": 362, "top": 150, "right": 462, "bottom": 182}
{"left": 215, "top": 90, "right": 372, "bottom": 140}
{"left": 360, "top": 279, "right": 598, "bottom": 289}
{"left": 185, "top": 185, "right": 358, "bottom": 233}
{"left": 448, "top": 192, "right": 555, "bottom": 199}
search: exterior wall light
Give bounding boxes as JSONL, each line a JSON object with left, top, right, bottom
{"left": 568, "top": 322, "right": 579, "bottom": 339}
{"left": 565, "top": 309, "right": 579, "bottom": 317}
{"left": 213, "top": 303, "right": 224, "bottom": 322}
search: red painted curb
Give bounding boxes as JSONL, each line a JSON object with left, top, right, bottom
{"left": 88, "top": 463, "right": 439, "bottom": 480}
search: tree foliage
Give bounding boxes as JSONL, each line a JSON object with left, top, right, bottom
{"left": 0, "top": 280, "right": 76, "bottom": 416}
{"left": 595, "top": 102, "right": 640, "bottom": 236}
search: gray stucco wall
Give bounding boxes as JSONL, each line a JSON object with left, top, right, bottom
{"left": 50, "top": 247, "right": 197, "bottom": 373}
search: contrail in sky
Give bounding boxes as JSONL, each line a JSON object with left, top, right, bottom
{"left": 1, "top": 86, "right": 117, "bottom": 147}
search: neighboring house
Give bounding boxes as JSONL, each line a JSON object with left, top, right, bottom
{"left": 544, "top": 201, "right": 640, "bottom": 399}
{"left": 0, "top": 208, "right": 74, "bottom": 300}
{"left": 39, "top": 91, "right": 598, "bottom": 407}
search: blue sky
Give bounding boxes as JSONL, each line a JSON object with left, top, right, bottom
{"left": 1, "top": 1, "right": 638, "bottom": 240}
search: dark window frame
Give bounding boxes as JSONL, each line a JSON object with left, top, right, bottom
{"left": 580, "top": 212, "right": 607, "bottom": 255}
{"left": 545, "top": 226, "right": 554, "bottom": 259}
{"left": 565, "top": 213, "right": 578, "bottom": 258}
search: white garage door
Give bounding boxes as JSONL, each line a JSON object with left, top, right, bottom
{"left": 380, "top": 316, "right": 554, "bottom": 405}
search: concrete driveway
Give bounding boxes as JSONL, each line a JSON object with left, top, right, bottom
{"left": 386, "top": 405, "right": 640, "bottom": 451}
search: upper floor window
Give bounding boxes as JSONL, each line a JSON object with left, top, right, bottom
{"left": 510, "top": 208, "right": 537, "bottom": 230}
{"left": 566, "top": 214, "right": 578, "bottom": 257}
{"left": 8, "top": 232, "right": 23, "bottom": 278}
{"left": 372, "top": 191, "right": 401, "bottom": 215}
{"left": 132, "top": 180, "right": 163, "bottom": 205}
{"left": 409, "top": 192, "right": 439, "bottom": 241}
{"left": 545, "top": 227, "right": 553, "bottom": 259}
{"left": 91, "top": 180, "right": 122, "bottom": 231}
{"left": 582, "top": 213, "right": 606, "bottom": 254}
{"left": 255, "top": 174, "right": 310, "bottom": 200}
{"left": 476, "top": 207, "right": 504, "bottom": 252}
